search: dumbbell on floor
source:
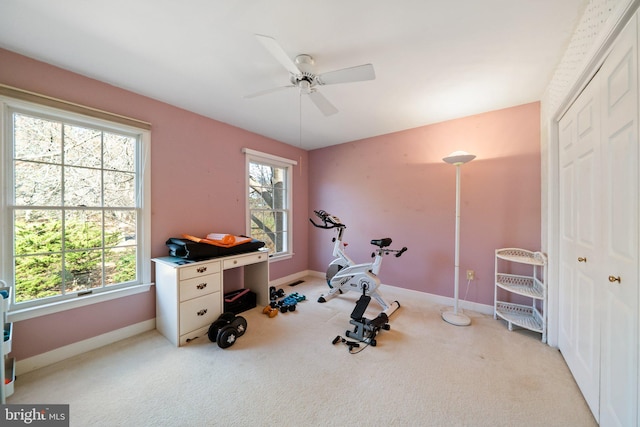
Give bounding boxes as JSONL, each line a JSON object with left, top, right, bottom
{"left": 263, "top": 305, "right": 278, "bottom": 318}
{"left": 279, "top": 295, "right": 298, "bottom": 313}
{"left": 208, "top": 312, "right": 248, "bottom": 349}
{"left": 269, "top": 286, "right": 285, "bottom": 301}
{"left": 289, "top": 292, "right": 306, "bottom": 302}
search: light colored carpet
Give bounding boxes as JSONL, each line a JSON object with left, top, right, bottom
{"left": 8, "top": 277, "right": 596, "bottom": 426}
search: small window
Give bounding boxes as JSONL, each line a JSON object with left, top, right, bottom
{"left": 244, "top": 149, "right": 296, "bottom": 258}
{"left": 1, "top": 97, "right": 151, "bottom": 310}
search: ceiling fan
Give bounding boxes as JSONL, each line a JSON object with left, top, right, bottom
{"left": 245, "top": 34, "right": 376, "bottom": 116}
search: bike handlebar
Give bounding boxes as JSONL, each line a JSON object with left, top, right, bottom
{"left": 395, "top": 247, "right": 408, "bottom": 258}
{"left": 372, "top": 246, "right": 408, "bottom": 258}
{"left": 309, "top": 210, "right": 345, "bottom": 229}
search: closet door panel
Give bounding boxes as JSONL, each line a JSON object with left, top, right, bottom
{"left": 576, "top": 151, "right": 596, "bottom": 248}
{"left": 558, "top": 78, "right": 601, "bottom": 419}
{"left": 558, "top": 111, "right": 575, "bottom": 353}
{"left": 598, "top": 14, "right": 639, "bottom": 427}
{"left": 605, "top": 125, "right": 637, "bottom": 259}
{"left": 601, "top": 296, "right": 637, "bottom": 425}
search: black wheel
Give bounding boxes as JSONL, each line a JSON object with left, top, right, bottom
{"left": 208, "top": 319, "right": 228, "bottom": 342}
{"left": 280, "top": 305, "right": 289, "bottom": 313}
{"left": 217, "top": 325, "right": 237, "bottom": 349}
{"left": 371, "top": 339, "right": 377, "bottom": 347}
{"left": 231, "top": 316, "right": 247, "bottom": 337}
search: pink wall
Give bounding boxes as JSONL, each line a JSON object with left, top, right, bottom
{"left": 0, "top": 48, "right": 309, "bottom": 359}
{"left": 308, "top": 102, "right": 541, "bottom": 307}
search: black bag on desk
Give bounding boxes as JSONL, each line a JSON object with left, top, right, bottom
{"left": 166, "top": 238, "right": 222, "bottom": 259}
{"left": 166, "top": 238, "right": 266, "bottom": 260}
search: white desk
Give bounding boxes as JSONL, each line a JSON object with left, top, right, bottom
{"left": 153, "top": 250, "right": 269, "bottom": 346}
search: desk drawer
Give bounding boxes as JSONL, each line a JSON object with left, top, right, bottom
{"left": 180, "top": 325, "right": 210, "bottom": 346}
{"left": 179, "top": 293, "right": 220, "bottom": 335}
{"left": 179, "top": 260, "right": 220, "bottom": 281}
{"left": 180, "top": 273, "right": 220, "bottom": 302}
{"left": 223, "top": 252, "right": 267, "bottom": 269}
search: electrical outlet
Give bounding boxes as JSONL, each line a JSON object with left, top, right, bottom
{"left": 466, "top": 270, "right": 475, "bottom": 280}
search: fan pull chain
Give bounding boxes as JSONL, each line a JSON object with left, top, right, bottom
{"left": 299, "top": 90, "right": 303, "bottom": 175}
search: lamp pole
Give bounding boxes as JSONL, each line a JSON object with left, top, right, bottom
{"left": 442, "top": 151, "right": 475, "bottom": 326}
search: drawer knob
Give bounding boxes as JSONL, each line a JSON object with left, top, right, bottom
{"left": 608, "top": 275, "right": 621, "bottom": 283}
{"left": 577, "top": 257, "right": 587, "bottom": 263}
{"left": 234, "top": 260, "right": 238, "bottom": 265}
{"left": 197, "top": 309, "right": 208, "bottom": 316}
{"left": 197, "top": 266, "right": 207, "bottom": 273}
{"left": 197, "top": 283, "right": 207, "bottom": 290}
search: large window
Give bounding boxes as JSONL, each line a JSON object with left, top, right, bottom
{"left": 244, "top": 149, "right": 296, "bottom": 259}
{"left": 1, "top": 93, "right": 151, "bottom": 312}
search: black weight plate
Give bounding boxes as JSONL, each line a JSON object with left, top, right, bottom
{"left": 219, "top": 312, "right": 236, "bottom": 322}
{"left": 231, "top": 316, "right": 247, "bottom": 337}
{"left": 208, "top": 319, "right": 228, "bottom": 342}
{"left": 217, "top": 325, "right": 237, "bottom": 349}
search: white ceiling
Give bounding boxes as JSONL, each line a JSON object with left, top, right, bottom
{"left": 0, "top": 0, "right": 588, "bottom": 150}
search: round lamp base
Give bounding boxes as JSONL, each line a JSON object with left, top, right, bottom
{"left": 441, "top": 310, "right": 471, "bottom": 326}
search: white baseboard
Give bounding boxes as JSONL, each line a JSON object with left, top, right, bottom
{"left": 385, "top": 284, "right": 494, "bottom": 316}
{"left": 286, "top": 270, "right": 494, "bottom": 315}
{"left": 16, "top": 319, "right": 156, "bottom": 375}
{"left": 269, "top": 270, "right": 322, "bottom": 288}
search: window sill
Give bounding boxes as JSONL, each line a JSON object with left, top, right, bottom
{"left": 7, "top": 283, "right": 154, "bottom": 322}
{"left": 269, "top": 253, "right": 293, "bottom": 262}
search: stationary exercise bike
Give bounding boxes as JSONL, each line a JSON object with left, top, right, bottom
{"left": 310, "top": 210, "right": 407, "bottom": 317}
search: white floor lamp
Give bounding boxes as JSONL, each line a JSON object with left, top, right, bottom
{"left": 441, "top": 150, "right": 476, "bottom": 326}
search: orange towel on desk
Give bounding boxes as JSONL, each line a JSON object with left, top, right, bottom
{"left": 181, "top": 233, "right": 252, "bottom": 248}
{"left": 206, "top": 233, "right": 236, "bottom": 245}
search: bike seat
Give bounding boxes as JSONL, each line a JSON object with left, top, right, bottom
{"left": 370, "top": 238, "right": 392, "bottom": 248}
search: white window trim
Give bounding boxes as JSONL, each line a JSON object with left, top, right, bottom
{"left": 6, "top": 283, "right": 152, "bottom": 322}
{"left": 0, "top": 94, "right": 152, "bottom": 319}
{"left": 243, "top": 148, "right": 296, "bottom": 260}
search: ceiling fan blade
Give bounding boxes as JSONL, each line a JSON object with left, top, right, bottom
{"left": 316, "top": 64, "right": 376, "bottom": 85}
{"left": 255, "top": 34, "right": 301, "bottom": 76}
{"left": 244, "top": 85, "right": 295, "bottom": 99}
{"left": 307, "top": 90, "right": 338, "bottom": 116}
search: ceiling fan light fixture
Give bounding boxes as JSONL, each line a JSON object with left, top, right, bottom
{"left": 249, "top": 34, "right": 376, "bottom": 116}
{"left": 294, "top": 54, "right": 314, "bottom": 72}
{"left": 298, "top": 79, "right": 311, "bottom": 94}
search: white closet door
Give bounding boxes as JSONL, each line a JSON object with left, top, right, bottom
{"left": 558, "top": 73, "right": 602, "bottom": 420}
{"left": 558, "top": 14, "right": 639, "bottom": 426}
{"left": 598, "top": 14, "right": 639, "bottom": 427}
